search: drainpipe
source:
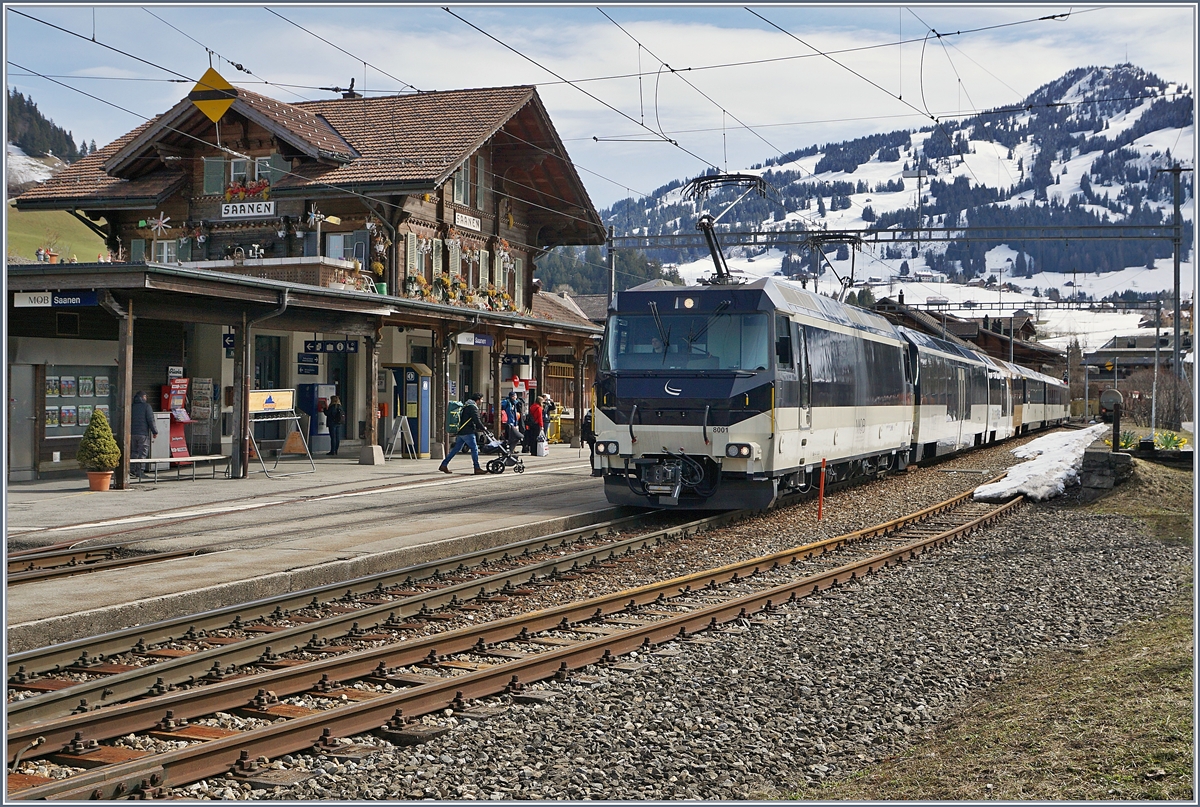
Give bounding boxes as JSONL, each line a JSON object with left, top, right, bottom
{"left": 235, "top": 290, "right": 290, "bottom": 478}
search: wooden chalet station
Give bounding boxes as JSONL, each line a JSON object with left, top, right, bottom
{"left": 10, "top": 75, "right": 605, "bottom": 485}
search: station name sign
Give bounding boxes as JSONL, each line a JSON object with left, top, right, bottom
{"left": 14, "top": 291, "right": 98, "bottom": 308}
{"left": 222, "top": 201, "right": 276, "bottom": 218}
{"left": 454, "top": 211, "right": 481, "bottom": 231}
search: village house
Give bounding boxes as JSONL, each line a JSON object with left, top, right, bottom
{"left": 10, "top": 78, "right": 605, "bottom": 484}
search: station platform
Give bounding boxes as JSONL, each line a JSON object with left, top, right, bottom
{"left": 5, "top": 443, "right": 618, "bottom": 653}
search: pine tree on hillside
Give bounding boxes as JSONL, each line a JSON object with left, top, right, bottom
{"left": 7, "top": 89, "right": 82, "bottom": 162}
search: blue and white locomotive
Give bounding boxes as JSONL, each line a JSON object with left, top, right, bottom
{"left": 592, "top": 276, "right": 1068, "bottom": 510}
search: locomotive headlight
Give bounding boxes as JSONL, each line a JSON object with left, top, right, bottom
{"left": 596, "top": 441, "right": 620, "bottom": 455}
{"left": 726, "top": 443, "right": 752, "bottom": 458}
{"left": 683, "top": 297, "right": 695, "bottom": 309}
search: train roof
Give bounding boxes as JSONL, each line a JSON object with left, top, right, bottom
{"left": 897, "top": 326, "right": 988, "bottom": 365}
{"left": 616, "top": 277, "right": 900, "bottom": 339}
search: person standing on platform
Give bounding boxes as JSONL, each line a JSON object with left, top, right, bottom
{"left": 542, "top": 395, "right": 556, "bottom": 440}
{"left": 582, "top": 407, "right": 596, "bottom": 470}
{"left": 325, "top": 395, "right": 345, "bottom": 456}
{"left": 523, "top": 395, "right": 544, "bottom": 455}
{"left": 439, "top": 392, "right": 487, "bottom": 475}
{"left": 501, "top": 391, "right": 521, "bottom": 450}
{"left": 130, "top": 391, "right": 158, "bottom": 478}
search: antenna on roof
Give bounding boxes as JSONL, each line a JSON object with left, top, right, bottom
{"left": 319, "top": 77, "right": 361, "bottom": 99}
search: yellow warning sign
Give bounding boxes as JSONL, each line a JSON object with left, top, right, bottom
{"left": 189, "top": 68, "right": 237, "bottom": 124}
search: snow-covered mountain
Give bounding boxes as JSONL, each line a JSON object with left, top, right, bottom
{"left": 601, "top": 64, "right": 1194, "bottom": 311}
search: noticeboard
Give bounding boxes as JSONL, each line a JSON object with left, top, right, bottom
{"left": 248, "top": 388, "right": 296, "bottom": 414}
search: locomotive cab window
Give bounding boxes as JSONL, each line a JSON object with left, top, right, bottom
{"left": 602, "top": 311, "right": 769, "bottom": 372}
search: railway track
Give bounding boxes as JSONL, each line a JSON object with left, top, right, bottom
{"left": 7, "top": 479, "right": 1020, "bottom": 800}
{"left": 6, "top": 546, "right": 204, "bottom": 585}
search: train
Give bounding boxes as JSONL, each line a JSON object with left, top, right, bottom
{"left": 591, "top": 276, "right": 1069, "bottom": 510}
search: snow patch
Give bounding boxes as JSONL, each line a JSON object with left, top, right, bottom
{"left": 973, "top": 424, "right": 1109, "bottom": 502}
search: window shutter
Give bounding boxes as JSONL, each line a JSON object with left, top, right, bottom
{"left": 405, "top": 233, "right": 417, "bottom": 276}
{"left": 479, "top": 249, "right": 489, "bottom": 287}
{"left": 202, "top": 158, "right": 225, "bottom": 195}
{"left": 352, "top": 229, "right": 370, "bottom": 266}
{"left": 177, "top": 238, "right": 191, "bottom": 262}
{"left": 433, "top": 238, "right": 443, "bottom": 277}
{"left": 303, "top": 232, "right": 318, "bottom": 257}
{"left": 448, "top": 240, "right": 461, "bottom": 278}
{"left": 476, "top": 154, "right": 485, "bottom": 209}
{"left": 514, "top": 257, "right": 524, "bottom": 309}
{"left": 130, "top": 238, "right": 145, "bottom": 263}
{"left": 497, "top": 259, "right": 508, "bottom": 290}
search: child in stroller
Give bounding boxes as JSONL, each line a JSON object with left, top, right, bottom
{"left": 481, "top": 430, "right": 525, "bottom": 474}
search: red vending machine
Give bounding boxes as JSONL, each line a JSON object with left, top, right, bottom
{"left": 161, "top": 378, "right": 192, "bottom": 460}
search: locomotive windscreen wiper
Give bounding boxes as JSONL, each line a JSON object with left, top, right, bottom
{"left": 684, "top": 299, "right": 731, "bottom": 353}
{"left": 648, "top": 301, "right": 671, "bottom": 365}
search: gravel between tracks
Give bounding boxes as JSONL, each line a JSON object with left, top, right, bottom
{"left": 160, "top": 438, "right": 1190, "bottom": 800}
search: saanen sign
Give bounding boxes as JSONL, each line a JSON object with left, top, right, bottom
{"left": 222, "top": 201, "right": 276, "bottom": 218}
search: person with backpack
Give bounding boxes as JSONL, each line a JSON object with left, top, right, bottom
{"left": 438, "top": 392, "right": 487, "bottom": 475}
{"left": 522, "top": 395, "right": 544, "bottom": 455}
{"left": 501, "top": 391, "right": 522, "bottom": 450}
{"left": 324, "top": 395, "right": 345, "bottom": 456}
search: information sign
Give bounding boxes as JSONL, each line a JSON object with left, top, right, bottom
{"left": 248, "top": 388, "right": 296, "bottom": 413}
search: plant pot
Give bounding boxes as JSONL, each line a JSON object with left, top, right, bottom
{"left": 86, "top": 471, "right": 113, "bottom": 491}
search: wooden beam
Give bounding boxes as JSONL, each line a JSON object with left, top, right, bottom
{"left": 115, "top": 299, "right": 135, "bottom": 490}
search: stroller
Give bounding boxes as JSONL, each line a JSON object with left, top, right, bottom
{"left": 481, "top": 430, "right": 525, "bottom": 474}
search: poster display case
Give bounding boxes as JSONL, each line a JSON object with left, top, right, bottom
{"left": 42, "top": 365, "right": 116, "bottom": 442}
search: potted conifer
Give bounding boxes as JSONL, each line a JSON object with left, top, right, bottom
{"left": 76, "top": 408, "right": 121, "bottom": 491}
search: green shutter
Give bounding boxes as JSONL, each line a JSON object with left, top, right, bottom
{"left": 203, "top": 157, "right": 225, "bottom": 195}
{"left": 475, "top": 154, "right": 485, "bottom": 209}
{"left": 405, "top": 233, "right": 417, "bottom": 276}
{"left": 514, "top": 257, "right": 523, "bottom": 309}
{"left": 177, "top": 238, "right": 191, "bottom": 262}
{"left": 130, "top": 238, "right": 146, "bottom": 263}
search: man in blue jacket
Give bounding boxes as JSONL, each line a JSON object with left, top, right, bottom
{"left": 438, "top": 392, "right": 487, "bottom": 475}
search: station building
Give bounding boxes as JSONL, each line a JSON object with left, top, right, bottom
{"left": 10, "top": 81, "right": 604, "bottom": 485}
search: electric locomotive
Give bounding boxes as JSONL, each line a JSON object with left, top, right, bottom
{"left": 592, "top": 277, "right": 914, "bottom": 509}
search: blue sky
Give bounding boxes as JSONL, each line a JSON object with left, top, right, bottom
{"left": 5, "top": 3, "right": 1197, "bottom": 209}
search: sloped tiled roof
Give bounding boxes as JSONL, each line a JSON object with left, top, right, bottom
{"left": 531, "top": 291, "right": 601, "bottom": 331}
{"left": 280, "top": 86, "right": 536, "bottom": 188}
{"left": 569, "top": 293, "right": 610, "bottom": 323}
{"left": 16, "top": 119, "right": 186, "bottom": 207}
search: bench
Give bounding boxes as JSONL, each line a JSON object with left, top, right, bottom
{"left": 129, "top": 455, "right": 231, "bottom": 482}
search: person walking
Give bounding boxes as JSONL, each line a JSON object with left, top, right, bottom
{"left": 324, "top": 395, "right": 345, "bottom": 456}
{"left": 130, "top": 391, "right": 158, "bottom": 478}
{"left": 501, "top": 391, "right": 522, "bottom": 450}
{"left": 523, "top": 395, "right": 544, "bottom": 455}
{"left": 582, "top": 407, "right": 597, "bottom": 471}
{"left": 439, "top": 392, "right": 487, "bottom": 475}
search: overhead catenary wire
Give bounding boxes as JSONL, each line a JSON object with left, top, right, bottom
{"left": 442, "top": 5, "right": 721, "bottom": 171}
{"left": 142, "top": 6, "right": 314, "bottom": 103}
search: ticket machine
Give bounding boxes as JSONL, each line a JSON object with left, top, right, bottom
{"left": 385, "top": 363, "right": 431, "bottom": 458}
{"left": 297, "top": 383, "right": 337, "bottom": 453}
